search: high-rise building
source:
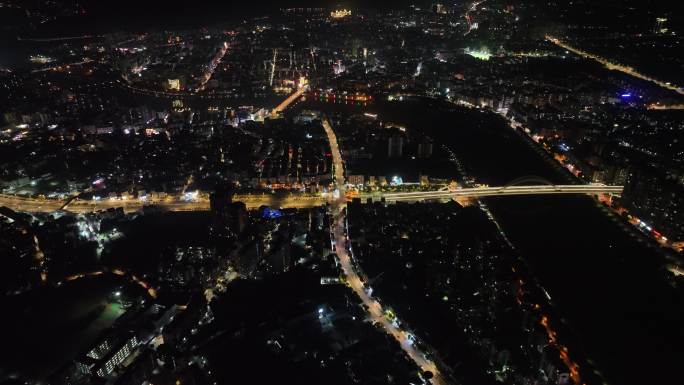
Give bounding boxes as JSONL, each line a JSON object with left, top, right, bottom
{"left": 590, "top": 168, "right": 608, "bottom": 184}
{"left": 611, "top": 166, "right": 631, "bottom": 185}
{"left": 76, "top": 333, "right": 139, "bottom": 378}
{"left": 654, "top": 18, "right": 668, "bottom": 34}
{"left": 210, "top": 186, "right": 248, "bottom": 237}
{"left": 417, "top": 138, "right": 434, "bottom": 158}
{"left": 95, "top": 334, "right": 139, "bottom": 378}
{"left": 230, "top": 201, "right": 247, "bottom": 234}
{"left": 210, "top": 187, "right": 233, "bottom": 219}
{"left": 86, "top": 338, "right": 113, "bottom": 360}
{"left": 210, "top": 186, "right": 236, "bottom": 242}
{"left": 387, "top": 134, "right": 404, "bottom": 158}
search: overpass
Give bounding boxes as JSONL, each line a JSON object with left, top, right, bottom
{"left": 0, "top": 185, "right": 623, "bottom": 214}
{"left": 368, "top": 184, "right": 624, "bottom": 203}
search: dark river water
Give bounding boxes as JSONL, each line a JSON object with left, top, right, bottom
{"left": 302, "top": 98, "right": 683, "bottom": 385}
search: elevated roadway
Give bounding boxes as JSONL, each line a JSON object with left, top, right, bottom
{"left": 371, "top": 184, "right": 624, "bottom": 203}
{"left": 0, "top": 185, "right": 623, "bottom": 214}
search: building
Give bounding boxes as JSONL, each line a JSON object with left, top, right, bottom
{"left": 230, "top": 201, "right": 248, "bottom": 234}
{"left": 387, "top": 134, "right": 404, "bottom": 158}
{"left": 330, "top": 9, "right": 352, "bottom": 19}
{"left": 86, "top": 338, "right": 114, "bottom": 360}
{"left": 167, "top": 79, "right": 181, "bottom": 90}
{"left": 417, "top": 138, "right": 434, "bottom": 158}
{"left": 348, "top": 175, "right": 364, "bottom": 186}
{"left": 590, "top": 168, "right": 608, "bottom": 184}
{"left": 76, "top": 332, "right": 139, "bottom": 378}
{"left": 211, "top": 187, "right": 248, "bottom": 237}
{"left": 95, "top": 334, "right": 139, "bottom": 377}
{"left": 210, "top": 187, "right": 234, "bottom": 218}
{"left": 611, "top": 166, "right": 630, "bottom": 185}
{"left": 295, "top": 110, "right": 320, "bottom": 124}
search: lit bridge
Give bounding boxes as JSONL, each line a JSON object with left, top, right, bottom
{"left": 365, "top": 184, "right": 624, "bottom": 203}
{"left": 0, "top": 185, "right": 623, "bottom": 214}
{"left": 271, "top": 82, "right": 309, "bottom": 115}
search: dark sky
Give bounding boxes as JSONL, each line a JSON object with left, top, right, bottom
{"left": 30, "top": 0, "right": 422, "bottom": 34}
{"left": 2, "top": 0, "right": 681, "bottom": 36}
{"left": 80, "top": 0, "right": 415, "bottom": 27}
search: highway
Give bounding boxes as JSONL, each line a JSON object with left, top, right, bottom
{"left": 0, "top": 185, "right": 622, "bottom": 214}
{"left": 0, "top": 193, "right": 325, "bottom": 214}
{"left": 373, "top": 184, "right": 624, "bottom": 202}
{"left": 322, "top": 118, "right": 447, "bottom": 385}
{"left": 546, "top": 36, "right": 684, "bottom": 96}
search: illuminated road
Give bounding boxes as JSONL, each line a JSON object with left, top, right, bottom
{"left": 546, "top": 36, "right": 684, "bottom": 96}
{"left": 269, "top": 48, "right": 278, "bottom": 86}
{"left": 647, "top": 103, "right": 684, "bottom": 110}
{"left": 372, "top": 184, "right": 624, "bottom": 202}
{"left": 322, "top": 118, "right": 447, "bottom": 385}
{"left": 272, "top": 84, "right": 308, "bottom": 115}
{"left": 0, "top": 185, "right": 622, "bottom": 214}
{"left": 31, "top": 59, "right": 94, "bottom": 74}
{"left": 464, "top": 0, "right": 487, "bottom": 35}
{"left": 0, "top": 193, "right": 325, "bottom": 213}
{"left": 17, "top": 35, "right": 102, "bottom": 42}
{"left": 196, "top": 42, "right": 229, "bottom": 92}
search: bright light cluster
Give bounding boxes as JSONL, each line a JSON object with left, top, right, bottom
{"left": 330, "top": 9, "right": 352, "bottom": 19}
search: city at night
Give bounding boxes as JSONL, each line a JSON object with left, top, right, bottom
{"left": 0, "top": 1, "right": 682, "bottom": 384}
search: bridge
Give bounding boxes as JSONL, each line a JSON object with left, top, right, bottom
{"left": 366, "top": 184, "right": 623, "bottom": 203}
{"left": 0, "top": 185, "right": 623, "bottom": 214}
{"left": 271, "top": 80, "right": 309, "bottom": 115}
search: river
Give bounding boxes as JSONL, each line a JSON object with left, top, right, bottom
{"left": 303, "top": 97, "right": 683, "bottom": 385}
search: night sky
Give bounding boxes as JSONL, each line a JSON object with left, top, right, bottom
{"left": 1, "top": 0, "right": 681, "bottom": 36}
{"left": 52, "top": 0, "right": 419, "bottom": 32}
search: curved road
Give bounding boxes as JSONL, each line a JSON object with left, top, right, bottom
{"left": 322, "top": 118, "right": 447, "bottom": 385}
{"left": 546, "top": 36, "right": 684, "bottom": 96}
